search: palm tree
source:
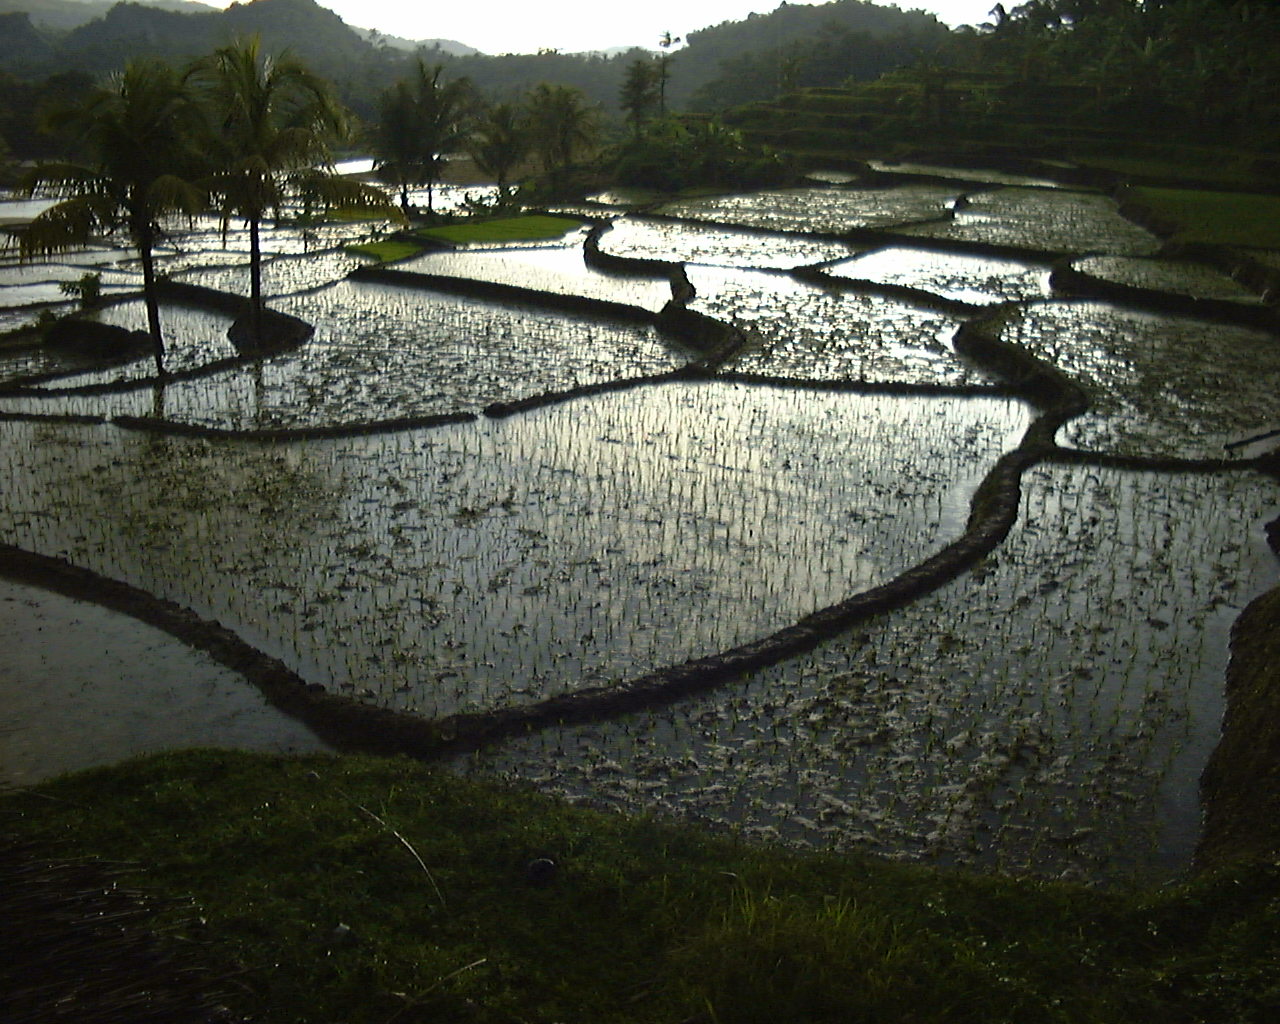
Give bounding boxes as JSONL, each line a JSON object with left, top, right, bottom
{"left": 19, "top": 59, "right": 205, "bottom": 375}
{"left": 373, "top": 61, "right": 474, "bottom": 217}
{"left": 372, "top": 78, "right": 423, "bottom": 214}
{"left": 467, "top": 100, "right": 528, "bottom": 202}
{"left": 188, "top": 36, "right": 396, "bottom": 344}
{"left": 619, "top": 58, "right": 660, "bottom": 136}
{"left": 524, "top": 83, "right": 598, "bottom": 196}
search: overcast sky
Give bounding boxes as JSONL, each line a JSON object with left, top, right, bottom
{"left": 206, "top": 0, "right": 994, "bottom": 55}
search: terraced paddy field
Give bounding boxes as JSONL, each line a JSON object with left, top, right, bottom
{"left": 2, "top": 172, "right": 1277, "bottom": 886}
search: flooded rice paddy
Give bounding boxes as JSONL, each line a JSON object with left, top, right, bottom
{"left": 0, "top": 578, "right": 328, "bottom": 786}
{"left": 900, "top": 187, "right": 1163, "bottom": 255}
{"left": 462, "top": 465, "right": 1275, "bottom": 880}
{"left": 687, "top": 266, "right": 981, "bottom": 385}
{"left": 1005, "top": 302, "right": 1280, "bottom": 457}
{"left": 2, "top": 173, "right": 1277, "bottom": 882}
{"left": 0, "top": 387, "right": 1029, "bottom": 715}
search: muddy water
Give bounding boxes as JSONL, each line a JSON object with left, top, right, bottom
{"left": 0, "top": 578, "right": 329, "bottom": 787}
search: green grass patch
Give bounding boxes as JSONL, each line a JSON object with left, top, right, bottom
{"left": 344, "top": 238, "right": 427, "bottom": 262}
{"left": 417, "top": 215, "right": 582, "bottom": 245}
{"left": 1080, "top": 157, "right": 1271, "bottom": 191}
{"left": 1128, "top": 187, "right": 1280, "bottom": 248}
{"left": 4, "top": 750, "right": 1280, "bottom": 1023}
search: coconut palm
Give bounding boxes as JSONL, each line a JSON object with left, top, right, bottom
{"left": 19, "top": 58, "right": 206, "bottom": 375}
{"left": 188, "top": 36, "right": 397, "bottom": 344}
{"left": 467, "top": 100, "right": 528, "bottom": 202}
{"left": 373, "top": 61, "right": 475, "bottom": 217}
{"left": 524, "top": 83, "right": 598, "bottom": 196}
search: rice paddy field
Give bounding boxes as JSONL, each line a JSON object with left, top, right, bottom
{"left": 2, "top": 173, "right": 1277, "bottom": 886}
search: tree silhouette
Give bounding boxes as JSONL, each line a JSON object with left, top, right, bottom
{"left": 657, "top": 31, "right": 681, "bottom": 116}
{"left": 524, "top": 82, "right": 598, "bottom": 196}
{"left": 620, "top": 58, "right": 661, "bottom": 135}
{"left": 188, "top": 36, "right": 394, "bottom": 345}
{"left": 19, "top": 58, "right": 205, "bottom": 375}
{"left": 468, "top": 100, "right": 528, "bottom": 202}
{"left": 373, "top": 61, "right": 475, "bottom": 217}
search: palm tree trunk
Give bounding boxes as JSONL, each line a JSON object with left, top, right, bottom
{"left": 249, "top": 213, "right": 263, "bottom": 345}
{"left": 138, "top": 234, "right": 166, "bottom": 376}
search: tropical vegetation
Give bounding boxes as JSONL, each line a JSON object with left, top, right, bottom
{"left": 17, "top": 57, "right": 206, "bottom": 374}
{"left": 372, "top": 60, "right": 475, "bottom": 216}
{"left": 187, "top": 37, "right": 397, "bottom": 346}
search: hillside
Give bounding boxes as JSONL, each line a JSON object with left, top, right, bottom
{"left": 672, "top": 0, "right": 950, "bottom": 108}
{"left": 0, "top": 0, "right": 209, "bottom": 30}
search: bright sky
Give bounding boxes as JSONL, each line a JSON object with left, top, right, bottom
{"left": 205, "top": 0, "right": 995, "bottom": 55}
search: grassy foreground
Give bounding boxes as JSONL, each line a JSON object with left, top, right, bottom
{"left": 1125, "top": 187, "right": 1280, "bottom": 248}
{"left": 417, "top": 215, "right": 582, "bottom": 245}
{"left": 3, "top": 750, "right": 1279, "bottom": 1023}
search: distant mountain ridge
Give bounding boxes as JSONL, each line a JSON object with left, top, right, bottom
{"left": 0, "top": 0, "right": 211, "bottom": 31}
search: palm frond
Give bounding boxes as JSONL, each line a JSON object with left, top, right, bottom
{"left": 17, "top": 196, "right": 116, "bottom": 259}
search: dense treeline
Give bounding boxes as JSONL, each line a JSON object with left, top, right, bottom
{"left": 4, "top": 0, "right": 1278, "bottom": 173}
{"left": 674, "top": 0, "right": 951, "bottom": 108}
{"left": 713, "top": 0, "right": 1280, "bottom": 165}
{"left": 946, "top": 0, "right": 1280, "bottom": 147}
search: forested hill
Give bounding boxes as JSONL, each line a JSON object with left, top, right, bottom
{"left": 672, "top": 0, "right": 950, "bottom": 108}
{"left": 0, "top": 0, "right": 208, "bottom": 31}
{"left": 0, "top": 0, "right": 955, "bottom": 128}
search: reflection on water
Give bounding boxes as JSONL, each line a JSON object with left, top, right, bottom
{"left": 459, "top": 465, "right": 1278, "bottom": 883}
{"left": 900, "top": 187, "right": 1162, "bottom": 255}
{"left": 0, "top": 387, "right": 1029, "bottom": 717}
{"left": 400, "top": 241, "right": 675, "bottom": 311}
{"left": 687, "top": 266, "right": 981, "bottom": 385}
{"left": 867, "top": 160, "right": 1066, "bottom": 189}
{"left": 0, "top": 578, "right": 330, "bottom": 787}
{"left": 1, "top": 166, "right": 1276, "bottom": 885}
{"left": 1071, "top": 256, "right": 1262, "bottom": 303}
{"left": 657, "top": 184, "right": 963, "bottom": 234}
{"left": 1005, "top": 301, "right": 1280, "bottom": 456}
{"left": 827, "top": 247, "right": 1052, "bottom": 304}
{"left": 600, "top": 217, "right": 860, "bottom": 269}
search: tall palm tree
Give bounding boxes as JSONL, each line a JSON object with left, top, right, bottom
{"left": 373, "top": 61, "right": 474, "bottom": 217}
{"left": 372, "top": 78, "right": 423, "bottom": 214}
{"left": 524, "top": 83, "right": 598, "bottom": 196}
{"left": 19, "top": 59, "right": 205, "bottom": 375}
{"left": 467, "top": 100, "right": 528, "bottom": 202}
{"left": 188, "top": 36, "right": 396, "bottom": 344}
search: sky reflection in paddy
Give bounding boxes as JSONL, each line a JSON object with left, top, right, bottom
{"left": 686, "top": 265, "right": 984, "bottom": 385}
{"left": 3, "top": 172, "right": 1277, "bottom": 884}
{"left": 900, "top": 187, "right": 1162, "bottom": 255}
{"left": 826, "top": 246, "right": 1052, "bottom": 304}
{"left": 1070, "top": 256, "right": 1262, "bottom": 303}
{"left": 599, "top": 216, "right": 861, "bottom": 269}
{"left": 399, "top": 242, "right": 675, "bottom": 311}
{"left": 1005, "top": 301, "right": 1280, "bottom": 457}
{"left": 657, "top": 184, "right": 963, "bottom": 234}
